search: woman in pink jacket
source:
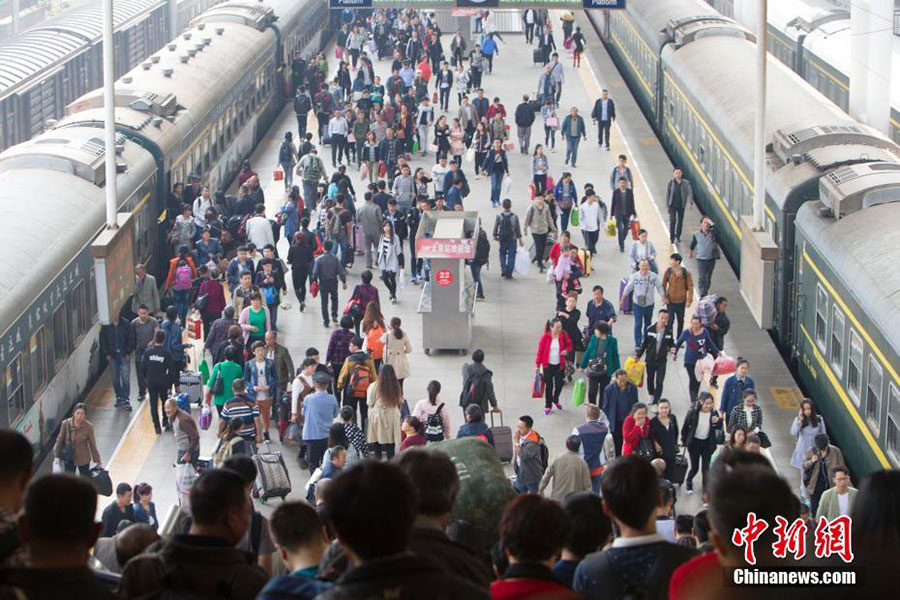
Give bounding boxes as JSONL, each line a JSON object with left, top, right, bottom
{"left": 535, "top": 319, "right": 573, "bottom": 415}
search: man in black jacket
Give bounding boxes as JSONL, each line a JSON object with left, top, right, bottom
{"left": 442, "top": 161, "right": 470, "bottom": 199}
{"left": 140, "top": 330, "right": 180, "bottom": 433}
{"left": 609, "top": 176, "right": 636, "bottom": 253}
{"left": 406, "top": 198, "right": 428, "bottom": 282}
{"left": 514, "top": 94, "right": 536, "bottom": 155}
{"left": 319, "top": 462, "right": 489, "bottom": 599}
{"left": 635, "top": 309, "right": 674, "bottom": 405}
{"left": 377, "top": 129, "right": 403, "bottom": 180}
{"left": 293, "top": 85, "right": 312, "bottom": 139}
{"left": 100, "top": 312, "right": 136, "bottom": 411}
{"left": 590, "top": 89, "right": 616, "bottom": 150}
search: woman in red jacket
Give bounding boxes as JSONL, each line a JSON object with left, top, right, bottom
{"left": 622, "top": 402, "right": 651, "bottom": 457}
{"left": 535, "top": 319, "right": 573, "bottom": 415}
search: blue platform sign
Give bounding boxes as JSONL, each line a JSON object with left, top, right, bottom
{"left": 330, "top": 0, "right": 373, "bottom": 8}
{"left": 456, "top": 0, "right": 500, "bottom": 8}
{"left": 583, "top": 0, "right": 626, "bottom": 8}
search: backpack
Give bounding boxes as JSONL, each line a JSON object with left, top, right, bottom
{"left": 538, "top": 437, "right": 550, "bottom": 473}
{"left": 424, "top": 403, "right": 445, "bottom": 442}
{"left": 349, "top": 361, "right": 371, "bottom": 396}
{"left": 694, "top": 294, "right": 718, "bottom": 326}
{"left": 294, "top": 94, "right": 311, "bottom": 115}
{"left": 262, "top": 285, "right": 278, "bottom": 306}
{"left": 459, "top": 372, "right": 487, "bottom": 409}
{"left": 173, "top": 261, "right": 193, "bottom": 290}
{"left": 278, "top": 140, "right": 292, "bottom": 163}
{"left": 497, "top": 212, "right": 515, "bottom": 241}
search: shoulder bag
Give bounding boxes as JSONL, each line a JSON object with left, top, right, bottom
{"left": 59, "top": 420, "right": 74, "bottom": 465}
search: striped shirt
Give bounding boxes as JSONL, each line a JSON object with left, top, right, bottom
{"left": 221, "top": 396, "right": 259, "bottom": 441}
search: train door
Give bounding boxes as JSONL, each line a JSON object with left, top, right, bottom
{"left": 774, "top": 209, "right": 797, "bottom": 351}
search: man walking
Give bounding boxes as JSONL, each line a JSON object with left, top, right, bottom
{"left": 610, "top": 176, "right": 636, "bottom": 253}
{"left": 539, "top": 435, "right": 591, "bottom": 501}
{"left": 493, "top": 199, "right": 523, "bottom": 280}
{"left": 131, "top": 304, "right": 158, "bottom": 404}
{"left": 561, "top": 107, "right": 586, "bottom": 168}
{"left": 131, "top": 263, "right": 160, "bottom": 316}
{"left": 294, "top": 86, "right": 312, "bottom": 139}
{"left": 590, "top": 89, "right": 615, "bottom": 150}
{"left": 661, "top": 253, "right": 693, "bottom": 337}
{"left": 572, "top": 403, "right": 615, "bottom": 493}
{"left": 140, "top": 330, "right": 178, "bottom": 434}
{"left": 513, "top": 415, "right": 545, "bottom": 494}
{"left": 302, "top": 372, "right": 340, "bottom": 474}
{"left": 548, "top": 52, "right": 565, "bottom": 104}
{"left": 666, "top": 167, "right": 693, "bottom": 243}
{"left": 635, "top": 309, "right": 675, "bottom": 405}
{"left": 356, "top": 192, "right": 383, "bottom": 269}
{"left": 100, "top": 312, "right": 136, "bottom": 411}
{"left": 164, "top": 397, "right": 200, "bottom": 466}
{"left": 602, "top": 369, "right": 638, "bottom": 456}
{"left": 297, "top": 148, "right": 328, "bottom": 214}
{"left": 689, "top": 216, "right": 718, "bottom": 298}
{"left": 514, "top": 94, "right": 535, "bottom": 155}
{"left": 312, "top": 240, "right": 347, "bottom": 328}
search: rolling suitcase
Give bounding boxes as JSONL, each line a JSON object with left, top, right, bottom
{"left": 670, "top": 450, "right": 689, "bottom": 485}
{"left": 490, "top": 412, "right": 513, "bottom": 464}
{"left": 578, "top": 249, "right": 592, "bottom": 276}
{"left": 619, "top": 277, "right": 633, "bottom": 314}
{"left": 533, "top": 48, "right": 543, "bottom": 65}
{"left": 179, "top": 371, "right": 203, "bottom": 406}
{"left": 253, "top": 442, "right": 292, "bottom": 502}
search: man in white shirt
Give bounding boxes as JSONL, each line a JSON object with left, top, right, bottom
{"left": 245, "top": 204, "right": 275, "bottom": 251}
{"left": 192, "top": 186, "right": 212, "bottom": 230}
{"left": 416, "top": 97, "right": 435, "bottom": 156}
{"left": 523, "top": 9, "right": 537, "bottom": 45}
{"left": 578, "top": 189, "right": 605, "bottom": 255}
{"left": 327, "top": 110, "right": 349, "bottom": 168}
{"left": 549, "top": 53, "right": 565, "bottom": 104}
{"left": 590, "top": 89, "right": 616, "bottom": 150}
{"left": 431, "top": 156, "right": 450, "bottom": 199}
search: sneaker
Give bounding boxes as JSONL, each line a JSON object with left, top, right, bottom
{"left": 544, "top": 407, "right": 553, "bottom": 416}
{"left": 685, "top": 483, "right": 694, "bottom": 494}
{"left": 154, "top": 424, "right": 162, "bottom": 435}
{"left": 299, "top": 302, "right": 305, "bottom": 312}
{"left": 123, "top": 403, "right": 132, "bottom": 412}
{"left": 553, "top": 402, "right": 562, "bottom": 410}
{"left": 263, "top": 431, "right": 270, "bottom": 442}
{"left": 323, "top": 321, "right": 330, "bottom": 327}
{"left": 476, "top": 296, "right": 486, "bottom": 302}
{"left": 391, "top": 297, "right": 397, "bottom": 304}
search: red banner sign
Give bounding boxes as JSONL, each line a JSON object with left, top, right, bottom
{"left": 415, "top": 238, "right": 475, "bottom": 259}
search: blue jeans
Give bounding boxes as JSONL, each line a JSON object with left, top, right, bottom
{"left": 110, "top": 355, "right": 131, "bottom": 403}
{"left": 279, "top": 161, "right": 293, "bottom": 187}
{"left": 515, "top": 479, "right": 539, "bottom": 494}
{"left": 499, "top": 240, "right": 516, "bottom": 277}
{"left": 470, "top": 262, "right": 484, "bottom": 297}
{"left": 490, "top": 171, "right": 503, "bottom": 207}
{"left": 565, "top": 136, "right": 581, "bottom": 166}
{"left": 559, "top": 207, "right": 571, "bottom": 233}
{"left": 591, "top": 474, "right": 601, "bottom": 494}
{"left": 633, "top": 303, "right": 654, "bottom": 348}
{"left": 173, "top": 289, "right": 190, "bottom": 325}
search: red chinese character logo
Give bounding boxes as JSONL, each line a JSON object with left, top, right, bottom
{"left": 732, "top": 512, "right": 769, "bottom": 565}
{"left": 814, "top": 516, "right": 854, "bottom": 563}
{"left": 771, "top": 516, "right": 808, "bottom": 560}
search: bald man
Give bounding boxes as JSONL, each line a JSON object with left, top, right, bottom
{"left": 116, "top": 524, "right": 160, "bottom": 570}
{"left": 164, "top": 399, "right": 199, "bottom": 466}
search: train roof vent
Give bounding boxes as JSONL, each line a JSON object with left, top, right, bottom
{"left": 128, "top": 92, "right": 177, "bottom": 118}
{"left": 804, "top": 145, "right": 900, "bottom": 171}
{"left": 191, "top": 3, "right": 276, "bottom": 32}
{"left": 0, "top": 130, "right": 126, "bottom": 185}
{"left": 666, "top": 15, "right": 754, "bottom": 48}
{"left": 818, "top": 162, "right": 900, "bottom": 219}
{"left": 772, "top": 125, "right": 899, "bottom": 164}
{"left": 789, "top": 9, "right": 849, "bottom": 33}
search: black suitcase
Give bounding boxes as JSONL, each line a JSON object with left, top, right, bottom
{"left": 533, "top": 48, "right": 543, "bottom": 65}
{"left": 670, "top": 450, "right": 688, "bottom": 485}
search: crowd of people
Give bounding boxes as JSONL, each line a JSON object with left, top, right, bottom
{"left": 2, "top": 6, "right": 892, "bottom": 600}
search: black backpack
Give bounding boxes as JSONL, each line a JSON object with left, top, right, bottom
{"left": 497, "top": 212, "right": 515, "bottom": 241}
{"left": 459, "top": 373, "right": 487, "bottom": 409}
{"left": 278, "top": 141, "right": 292, "bottom": 163}
{"left": 424, "top": 403, "right": 445, "bottom": 442}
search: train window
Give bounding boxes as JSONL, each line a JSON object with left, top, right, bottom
{"left": 848, "top": 329, "right": 863, "bottom": 404}
{"left": 888, "top": 384, "right": 900, "bottom": 463}
{"left": 814, "top": 284, "right": 827, "bottom": 351}
{"left": 30, "top": 329, "right": 45, "bottom": 396}
{"left": 70, "top": 282, "right": 86, "bottom": 342}
{"left": 830, "top": 308, "right": 845, "bottom": 377}
{"left": 866, "top": 356, "right": 883, "bottom": 431}
{"left": 52, "top": 306, "right": 67, "bottom": 365}
{"left": 798, "top": 242, "right": 805, "bottom": 276}
{"left": 89, "top": 266, "right": 97, "bottom": 322}
{"left": 5, "top": 354, "right": 23, "bottom": 425}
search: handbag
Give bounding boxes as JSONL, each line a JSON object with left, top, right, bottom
{"left": 532, "top": 370, "right": 545, "bottom": 398}
{"left": 198, "top": 406, "right": 213, "bottom": 431}
{"left": 546, "top": 114, "right": 559, "bottom": 128}
{"left": 59, "top": 420, "right": 74, "bottom": 464}
{"left": 90, "top": 465, "right": 113, "bottom": 497}
{"left": 635, "top": 436, "right": 655, "bottom": 460}
{"left": 585, "top": 340, "right": 607, "bottom": 377}
{"left": 757, "top": 430, "right": 772, "bottom": 449}
{"left": 310, "top": 280, "right": 320, "bottom": 298}
{"left": 210, "top": 369, "right": 224, "bottom": 396}
{"left": 273, "top": 167, "right": 284, "bottom": 181}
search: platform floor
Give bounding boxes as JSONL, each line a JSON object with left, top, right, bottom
{"left": 52, "top": 13, "right": 804, "bottom": 527}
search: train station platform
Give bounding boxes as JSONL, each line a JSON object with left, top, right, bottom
{"left": 47, "top": 11, "right": 805, "bottom": 523}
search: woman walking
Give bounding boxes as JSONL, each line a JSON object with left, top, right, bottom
{"left": 366, "top": 363, "right": 403, "bottom": 459}
{"left": 681, "top": 392, "right": 722, "bottom": 496}
{"left": 449, "top": 118, "right": 466, "bottom": 165}
{"left": 434, "top": 115, "right": 450, "bottom": 160}
{"left": 361, "top": 302, "right": 386, "bottom": 371}
{"left": 579, "top": 321, "right": 620, "bottom": 406}
{"left": 622, "top": 403, "right": 651, "bottom": 456}
{"left": 54, "top": 403, "right": 100, "bottom": 477}
{"left": 791, "top": 399, "right": 827, "bottom": 501}
{"left": 535, "top": 319, "right": 573, "bottom": 415}
{"left": 541, "top": 99, "right": 559, "bottom": 151}
{"left": 650, "top": 399, "right": 679, "bottom": 481}
{"left": 376, "top": 222, "right": 404, "bottom": 303}
{"left": 413, "top": 380, "right": 451, "bottom": 441}
{"left": 381, "top": 317, "right": 412, "bottom": 392}
{"left": 244, "top": 341, "right": 278, "bottom": 442}
{"left": 523, "top": 191, "right": 557, "bottom": 273}
{"left": 673, "top": 316, "right": 719, "bottom": 404}
{"left": 472, "top": 122, "right": 491, "bottom": 178}
{"left": 530, "top": 144, "right": 550, "bottom": 196}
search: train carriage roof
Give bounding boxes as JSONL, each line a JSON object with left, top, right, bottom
{"left": 625, "top": 0, "right": 724, "bottom": 52}
{"left": 796, "top": 201, "right": 900, "bottom": 357}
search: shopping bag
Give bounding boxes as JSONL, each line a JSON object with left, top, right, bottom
{"left": 432, "top": 91, "right": 438, "bottom": 103}
{"left": 273, "top": 168, "right": 284, "bottom": 181}
{"left": 713, "top": 352, "right": 737, "bottom": 376}
{"left": 630, "top": 218, "right": 641, "bottom": 240}
{"left": 532, "top": 371, "right": 545, "bottom": 398}
{"left": 412, "top": 139, "right": 419, "bottom": 155}
{"left": 428, "top": 142, "right": 438, "bottom": 153}
{"left": 176, "top": 463, "right": 199, "bottom": 507}
{"left": 502, "top": 175, "right": 512, "bottom": 195}
{"left": 606, "top": 218, "right": 617, "bottom": 237}
{"left": 310, "top": 280, "right": 320, "bottom": 298}
{"left": 465, "top": 147, "right": 475, "bottom": 163}
{"left": 378, "top": 161, "right": 387, "bottom": 178}
{"left": 503, "top": 141, "right": 515, "bottom": 152}
{"left": 52, "top": 458, "right": 64, "bottom": 474}
{"left": 283, "top": 422, "right": 303, "bottom": 447}
{"left": 359, "top": 162, "right": 369, "bottom": 179}
{"left": 564, "top": 37, "right": 573, "bottom": 50}
{"left": 624, "top": 356, "right": 646, "bottom": 387}
{"left": 570, "top": 207, "right": 580, "bottom": 227}
{"left": 545, "top": 174, "right": 555, "bottom": 189}
{"left": 529, "top": 183, "right": 537, "bottom": 200}
{"left": 398, "top": 269, "right": 408, "bottom": 290}
{"left": 694, "top": 353, "right": 716, "bottom": 381}
{"left": 334, "top": 46, "right": 343, "bottom": 60}
{"left": 90, "top": 465, "right": 113, "bottom": 497}
{"left": 572, "top": 377, "right": 586, "bottom": 407}
{"left": 198, "top": 359, "right": 210, "bottom": 385}
{"left": 514, "top": 248, "right": 530, "bottom": 276}
{"left": 198, "top": 405, "right": 212, "bottom": 431}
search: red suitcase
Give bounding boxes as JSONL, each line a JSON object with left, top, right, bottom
{"left": 619, "top": 277, "right": 633, "bottom": 314}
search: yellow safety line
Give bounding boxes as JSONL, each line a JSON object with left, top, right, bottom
{"left": 799, "top": 323, "right": 891, "bottom": 468}
{"left": 803, "top": 252, "right": 899, "bottom": 386}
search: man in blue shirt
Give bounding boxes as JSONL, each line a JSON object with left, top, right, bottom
{"left": 302, "top": 372, "right": 340, "bottom": 474}
{"left": 257, "top": 501, "right": 332, "bottom": 600}
{"left": 602, "top": 369, "right": 638, "bottom": 457}
{"left": 585, "top": 285, "right": 617, "bottom": 333}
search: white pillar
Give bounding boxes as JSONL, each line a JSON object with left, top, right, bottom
{"left": 103, "top": 0, "right": 118, "bottom": 230}
{"left": 752, "top": 0, "right": 767, "bottom": 230}
{"left": 850, "top": 0, "right": 893, "bottom": 135}
{"left": 169, "top": 0, "right": 179, "bottom": 39}
{"left": 11, "top": 0, "right": 20, "bottom": 36}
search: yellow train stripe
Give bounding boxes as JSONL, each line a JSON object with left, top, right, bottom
{"left": 799, "top": 323, "right": 892, "bottom": 468}
{"left": 619, "top": 13, "right": 655, "bottom": 57}
{"left": 665, "top": 117, "right": 742, "bottom": 238}
{"left": 807, "top": 58, "right": 848, "bottom": 91}
{"left": 610, "top": 30, "right": 653, "bottom": 96}
{"left": 804, "top": 251, "right": 899, "bottom": 386}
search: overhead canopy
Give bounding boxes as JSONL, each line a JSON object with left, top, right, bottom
{"left": 363, "top": 0, "right": 625, "bottom": 10}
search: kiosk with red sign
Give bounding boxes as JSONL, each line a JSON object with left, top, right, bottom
{"left": 415, "top": 211, "right": 478, "bottom": 355}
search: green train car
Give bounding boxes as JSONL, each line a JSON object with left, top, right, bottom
{"left": 793, "top": 186, "right": 900, "bottom": 474}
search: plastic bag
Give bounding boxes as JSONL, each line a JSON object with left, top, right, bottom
{"left": 176, "top": 463, "right": 200, "bottom": 508}
{"left": 198, "top": 405, "right": 212, "bottom": 431}
{"left": 572, "top": 377, "right": 586, "bottom": 407}
{"left": 283, "top": 423, "right": 302, "bottom": 447}
{"left": 713, "top": 352, "right": 737, "bottom": 376}
{"left": 624, "top": 356, "right": 646, "bottom": 387}
{"left": 570, "top": 207, "right": 580, "bottom": 227}
{"left": 359, "top": 162, "right": 369, "bottom": 179}
{"left": 694, "top": 353, "right": 716, "bottom": 381}
{"left": 502, "top": 175, "right": 512, "bottom": 195}
{"left": 398, "top": 269, "right": 408, "bottom": 290}
{"left": 198, "top": 359, "right": 210, "bottom": 385}
{"left": 52, "top": 458, "right": 65, "bottom": 474}
{"left": 532, "top": 371, "right": 545, "bottom": 398}
{"left": 606, "top": 218, "right": 617, "bottom": 237}
{"left": 514, "top": 248, "right": 530, "bottom": 276}
{"left": 545, "top": 269, "right": 556, "bottom": 285}
{"left": 465, "top": 147, "right": 475, "bottom": 163}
